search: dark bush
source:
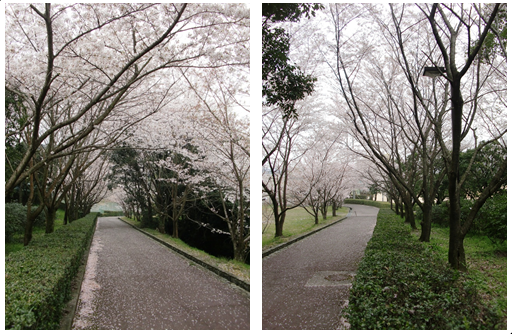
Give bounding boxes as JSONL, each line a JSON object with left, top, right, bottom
{"left": 416, "top": 202, "right": 449, "bottom": 228}
{"left": 5, "top": 203, "right": 26, "bottom": 242}
{"left": 472, "top": 192, "right": 507, "bottom": 243}
{"left": 5, "top": 212, "right": 98, "bottom": 329}
{"left": 166, "top": 209, "right": 234, "bottom": 261}
{"left": 430, "top": 202, "right": 449, "bottom": 227}
{"left": 5, "top": 203, "right": 46, "bottom": 241}
{"left": 422, "top": 193, "right": 507, "bottom": 242}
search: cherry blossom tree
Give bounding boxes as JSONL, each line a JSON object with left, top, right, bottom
{"left": 181, "top": 67, "right": 250, "bottom": 262}
{"left": 262, "top": 102, "right": 315, "bottom": 237}
{"left": 64, "top": 153, "right": 109, "bottom": 224}
{"left": 262, "top": 8, "right": 329, "bottom": 238}
{"left": 6, "top": 3, "right": 250, "bottom": 254}
{"left": 292, "top": 127, "right": 349, "bottom": 224}
{"left": 5, "top": 3, "right": 249, "bottom": 196}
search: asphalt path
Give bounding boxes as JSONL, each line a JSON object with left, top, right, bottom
{"left": 262, "top": 204, "right": 379, "bottom": 330}
{"left": 72, "top": 217, "right": 250, "bottom": 330}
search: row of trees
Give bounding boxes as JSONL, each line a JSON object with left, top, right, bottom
{"left": 262, "top": 4, "right": 359, "bottom": 237}
{"left": 262, "top": 3, "right": 506, "bottom": 271}
{"left": 5, "top": 3, "right": 250, "bottom": 262}
{"left": 108, "top": 75, "right": 250, "bottom": 262}
{"left": 6, "top": 87, "right": 109, "bottom": 244}
{"left": 328, "top": 3, "right": 507, "bottom": 270}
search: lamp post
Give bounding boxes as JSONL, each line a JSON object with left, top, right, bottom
{"left": 422, "top": 66, "right": 446, "bottom": 78}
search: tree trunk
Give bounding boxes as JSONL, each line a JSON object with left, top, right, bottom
{"left": 275, "top": 211, "right": 286, "bottom": 237}
{"left": 63, "top": 194, "right": 69, "bottom": 225}
{"left": 141, "top": 201, "right": 150, "bottom": 228}
{"left": 24, "top": 160, "right": 36, "bottom": 246}
{"left": 419, "top": 201, "right": 432, "bottom": 242}
{"left": 321, "top": 203, "right": 328, "bottom": 220}
{"left": 24, "top": 212, "right": 36, "bottom": 246}
{"left": 233, "top": 234, "right": 247, "bottom": 263}
{"left": 68, "top": 184, "right": 77, "bottom": 223}
{"left": 147, "top": 194, "right": 153, "bottom": 227}
{"left": 172, "top": 218, "right": 179, "bottom": 239}
{"left": 45, "top": 206, "right": 57, "bottom": 234}
{"left": 447, "top": 78, "right": 464, "bottom": 270}
{"left": 448, "top": 226, "right": 466, "bottom": 271}
{"left": 23, "top": 209, "right": 34, "bottom": 246}
{"left": 158, "top": 215, "right": 166, "bottom": 234}
{"left": 233, "top": 245, "right": 243, "bottom": 263}
{"left": 332, "top": 200, "right": 337, "bottom": 217}
{"left": 404, "top": 197, "right": 416, "bottom": 230}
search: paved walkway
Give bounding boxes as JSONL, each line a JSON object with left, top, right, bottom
{"left": 72, "top": 217, "right": 250, "bottom": 330}
{"left": 262, "top": 204, "right": 379, "bottom": 330}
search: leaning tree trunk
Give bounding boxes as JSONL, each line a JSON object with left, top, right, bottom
{"left": 63, "top": 194, "right": 69, "bottom": 225}
{"left": 403, "top": 195, "right": 416, "bottom": 230}
{"left": 24, "top": 161, "right": 38, "bottom": 246}
{"left": 419, "top": 200, "right": 432, "bottom": 242}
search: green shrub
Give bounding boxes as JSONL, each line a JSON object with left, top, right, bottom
{"left": 416, "top": 202, "right": 449, "bottom": 228}
{"left": 5, "top": 203, "right": 46, "bottom": 242}
{"left": 472, "top": 192, "right": 507, "bottom": 243}
{"left": 5, "top": 203, "right": 26, "bottom": 242}
{"left": 5, "top": 212, "right": 98, "bottom": 330}
{"left": 431, "top": 202, "right": 449, "bottom": 227}
{"left": 422, "top": 193, "right": 507, "bottom": 242}
{"left": 346, "top": 209, "right": 500, "bottom": 330}
{"left": 100, "top": 210, "right": 124, "bottom": 217}
{"left": 344, "top": 198, "right": 390, "bottom": 209}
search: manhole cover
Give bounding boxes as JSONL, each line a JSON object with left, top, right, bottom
{"left": 306, "top": 271, "right": 356, "bottom": 287}
{"left": 325, "top": 273, "right": 352, "bottom": 282}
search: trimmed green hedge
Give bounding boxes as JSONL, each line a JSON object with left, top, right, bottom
{"left": 5, "top": 212, "right": 98, "bottom": 330}
{"left": 100, "top": 210, "right": 124, "bottom": 217}
{"left": 346, "top": 209, "right": 500, "bottom": 330}
{"left": 344, "top": 198, "right": 390, "bottom": 209}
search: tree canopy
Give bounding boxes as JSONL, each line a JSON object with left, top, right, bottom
{"left": 262, "top": 3, "right": 322, "bottom": 117}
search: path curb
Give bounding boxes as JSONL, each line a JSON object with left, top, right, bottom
{"left": 118, "top": 217, "right": 250, "bottom": 293}
{"left": 262, "top": 207, "right": 353, "bottom": 258}
{"left": 59, "top": 217, "right": 98, "bottom": 330}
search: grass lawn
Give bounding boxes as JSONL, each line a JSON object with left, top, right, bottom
{"left": 120, "top": 216, "right": 250, "bottom": 284}
{"left": 262, "top": 205, "right": 349, "bottom": 251}
{"left": 5, "top": 209, "right": 66, "bottom": 256}
{"left": 413, "top": 226, "right": 507, "bottom": 324}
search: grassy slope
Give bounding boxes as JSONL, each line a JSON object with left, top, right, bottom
{"left": 262, "top": 205, "right": 349, "bottom": 250}
{"left": 415, "top": 227, "right": 507, "bottom": 323}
